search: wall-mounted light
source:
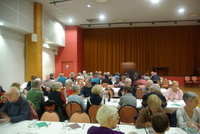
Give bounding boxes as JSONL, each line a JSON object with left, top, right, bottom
{"left": 152, "top": 22, "right": 154, "bottom": 24}
{"left": 174, "top": 21, "right": 177, "bottom": 24}
{"left": 88, "top": 25, "right": 91, "bottom": 27}
{"left": 108, "top": 24, "right": 111, "bottom": 26}
{"left": 130, "top": 23, "right": 132, "bottom": 25}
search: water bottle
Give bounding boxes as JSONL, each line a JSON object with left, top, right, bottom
{"left": 103, "top": 90, "right": 107, "bottom": 104}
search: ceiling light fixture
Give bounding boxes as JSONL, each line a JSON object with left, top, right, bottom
{"left": 150, "top": 0, "right": 160, "bottom": 4}
{"left": 0, "top": 22, "right": 4, "bottom": 26}
{"left": 96, "top": 0, "right": 107, "bottom": 3}
{"left": 178, "top": 8, "right": 185, "bottom": 13}
{"left": 87, "top": 5, "right": 91, "bottom": 8}
{"left": 68, "top": 18, "right": 73, "bottom": 23}
{"left": 174, "top": 21, "right": 177, "bottom": 24}
{"left": 99, "top": 15, "right": 105, "bottom": 20}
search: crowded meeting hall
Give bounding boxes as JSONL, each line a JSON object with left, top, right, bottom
{"left": 1, "top": 0, "right": 200, "bottom": 134}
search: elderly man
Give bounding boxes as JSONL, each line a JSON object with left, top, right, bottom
{"left": 81, "top": 78, "right": 93, "bottom": 97}
{"left": 118, "top": 78, "right": 136, "bottom": 97}
{"left": 57, "top": 73, "right": 67, "bottom": 86}
{"left": 0, "top": 87, "right": 30, "bottom": 123}
{"left": 27, "top": 80, "right": 44, "bottom": 117}
{"left": 142, "top": 84, "right": 167, "bottom": 108}
{"left": 143, "top": 80, "right": 153, "bottom": 94}
{"left": 41, "top": 75, "right": 52, "bottom": 96}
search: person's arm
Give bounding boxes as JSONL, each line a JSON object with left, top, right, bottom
{"left": 141, "top": 94, "right": 148, "bottom": 107}
{"left": 164, "top": 89, "right": 170, "bottom": 101}
{"left": 160, "top": 95, "right": 167, "bottom": 108}
{"left": 118, "top": 97, "right": 123, "bottom": 106}
{"left": 135, "top": 109, "right": 148, "bottom": 128}
{"left": 80, "top": 97, "right": 86, "bottom": 111}
{"left": 9, "top": 101, "right": 30, "bottom": 123}
{"left": 118, "top": 87, "right": 123, "bottom": 97}
{"left": 176, "top": 109, "right": 190, "bottom": 128}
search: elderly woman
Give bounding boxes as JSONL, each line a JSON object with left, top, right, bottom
{"left": 48, "top": 82, "right": 66, "bottom": 109}
{"left": 86, "top": 85, "right": 103, "bottom": 112}
{"left": 68, "top": 85, "right": 86, "bottom": 110}
{"left": 165, "top": 81, "right": 183, "bottom": 101}
{"left": 135, "top": 94, "right": 165, "bottom": 128}
{"left": 176, "top": 91, "right": 200, "bottom": 129}
{"left": 87, "top": 105, "right": 124, "bottom": 134}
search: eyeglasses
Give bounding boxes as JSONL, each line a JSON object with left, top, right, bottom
{"left": 113, "top": 116, "right": 120, "bottom": 120}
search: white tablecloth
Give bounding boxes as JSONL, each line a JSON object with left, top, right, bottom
{"left": 0, "top": 120, "right": 187, "bottom": 134}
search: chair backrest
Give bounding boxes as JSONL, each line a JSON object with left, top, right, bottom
{"left": 40, "top": 111, "right": 60, "bottom": 121}
{"left": 69, "top": 111, "right": 91, "bottom": 123}
{"left": 136, "top": 87, "right": 143, "bottom": 99}
{"left": 119, "top": 105, "right": 138, "bottom": 123}
{"left": 65, "top": 101, "right": 82, "bottom": 117}
{"left": 44, "top": 104, "right": 56, "bottom": 111}
{"left": 192, "top": 76, "right": 197, "bottom": 81}
{"left": 162, "top": 79, "right": 169, "bottom": 85}
{"left": 102, "top": 83, "right": 108, "bottom": 88}
{"left": 88, "top": 105, "right": 102, "bottom": 123}
{"left": 185, "top": 76, "right": 191, "bottom": 81}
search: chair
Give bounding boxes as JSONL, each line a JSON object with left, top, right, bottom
{"left": 161, "top": 79, "right": 169, "bottom": 89}
{"left": 136, "top": 87, "right": 143, "bottom": 99}
{"left": 88, "top": 105, "right": 102, "bottom": 123}
{"left": 40, "top": 110, "right": 60, "bottom": 121}
{"left": 192, "top": 76, "right": 199, "bottom": 87}
{"left": 184, "top": 76, "right": 192, "bottom": 87}
{"left": 69, "top": 111, "right": 91, "bottom": 123}
{"left": 65, "top": 101, "right": 82, "bottom": 117}
{"left": 44, "top": 104, "right": 56, "bottom": 111}
{"left": 119, "top": 105, "right": 138, "bottom": 124}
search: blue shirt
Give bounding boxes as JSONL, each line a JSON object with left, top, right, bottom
{"left": 0, "top": 96, "right": 30, "bottom": 123}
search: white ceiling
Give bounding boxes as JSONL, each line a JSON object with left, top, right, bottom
{"left": 35, "top": 0, "right": 200, "bottom": 28}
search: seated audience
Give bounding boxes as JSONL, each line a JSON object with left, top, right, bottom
{"left": 176, "top": 91, "right": 200, "bottom": 129}
{"left": 41, "top": 75, "right": 52, "bottom": 96}
{"left": 133, "top": 75, "right": 146, "bottom": 87}
{"left": 92, "top": 74, "right": 100, "bottom": 85}
{"left": 151, "top": 113, "right": 170, "bottom": 134}
{"left": 151, "top": 72, "right": 160, "bottom": 84}
{"left": 0, "top": 87, "right": 30, "bottom": 123}
{"left": 57, "top": 73, "right": 67, "bottom": 87}
{"left": 68, "top": 85, "right": 86, "bottom": 110}
{"left": 118, "top": 86, "right": 137, "bottom": 107}
{"left": 87, "top": 105, "right": 124, "bottom": 134}
{"left": 118, "top": 78, "right": 136, "bottom": 97}
{"left": 165, "top": 81, "right": 183, "bottom": 101}
{"left": 65, "top": 79, "right": 73, "bottom": 97}
{"left": 81, "top": 78, "right": 93, "bottom": 97}
{"left": 143, "top": 73, "right": 150, "bottom": 80}
{"left": 142, "top": 80, "right": 153, "bottom": 94}
{"left": 27, "top": 80, "right": 44, "bottom": 117}
{"left": 48, "top": 82, "right": 66, "bottom": 109}
{"left": 135, "top": 94, "right": 165, "bottom": 128}
{"left": 142, "top": 84, "right": 167, "bottom": 108}
{"left": 86, "top": 85, "right": 103, "bottom": 112}
{"left": 102, "top": 75, "right": 112, "bottom": 85}
{"left": 114, "top": 77, "right": 123, "bottom": 88}
{"left": 11, "top": 82, "right": 24, "bottom": 97}
{"left": 24, "top": 75, "right": 37, "bottom": 94}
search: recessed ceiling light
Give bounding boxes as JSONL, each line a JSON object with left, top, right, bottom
{"left": 87, "top": 5, "right": 91, "bottom": 8}
{"left": 150, "top": 0, "right": 160, "bottom": 4}
{"left": 178, "top": 8, "right": 185, "bottom": 13}
{"left": 0, "top": 22, "right": 4, "bottom": 26}
{"left": 99, "top": 15, "right": 105, "bottom": 20}
{"left": 68, "top": 18, "right": 73, "bottom": 23}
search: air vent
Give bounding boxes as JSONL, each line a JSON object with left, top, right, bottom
{"left": 86, "top": 18, "right": 101, "bottom": 23}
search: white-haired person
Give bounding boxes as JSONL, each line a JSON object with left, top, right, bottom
{"left": 87, "top": 105, "right": 124, "bottom": 134}
{"left": 118, "top": 78, "right": 136, "bottom": 97}
{"left": 165, "top": 81, "right": 183, "bottom": 101}
{"left": 176, "top": 91, "right": 200, "bottom": 129}
{"left": 68, "top": 85, "right": 86, "bottom": 110}
{"left": 141, "top": 84, "right": 167, "bottom": 108}
{"left": 48, "top": 82, "right": 66, "bottom": 109}
{"left": 86, "top": 85, "right": 103, "bottom": 112}
{"left": 0, "top": 87, "right": 30, "bottom": 123}
{"left": 65, "top": 79, "right": 73, "bottom": 97}
{"left": 135, "top": 94, "right": 165, "bottom": 128}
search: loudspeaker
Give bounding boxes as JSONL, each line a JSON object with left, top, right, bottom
{"left": 31, "top": 34, "right": 37, "bottom": 42}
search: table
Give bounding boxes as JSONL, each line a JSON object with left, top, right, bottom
{"left": 0, "top": 120, "right": 187, "bottom": 134}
